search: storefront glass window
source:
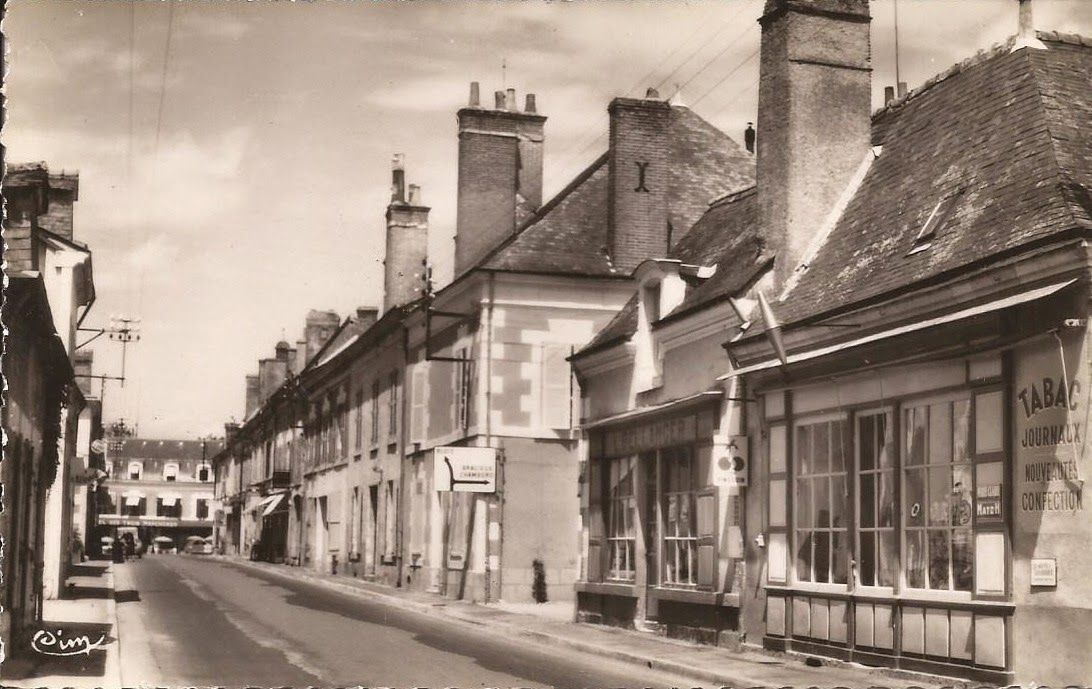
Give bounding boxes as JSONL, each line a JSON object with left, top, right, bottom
{"left": 663, "top": 447, "right": 697, "bottom": 586}
{"left": 607, "top": 456, "right": 637, "bottom": 581}
{"left": 857, "top": 410, "right": 896, "bottom": 587}
{"left": 795, "top": 418, "right": 850, "bottom": 584}
{"left": 903, "top": 398, "right": 973, "bottom": 591}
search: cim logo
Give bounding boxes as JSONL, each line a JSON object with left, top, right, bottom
{"left": 31, "top": 629, "right": 107, "bottom": 657}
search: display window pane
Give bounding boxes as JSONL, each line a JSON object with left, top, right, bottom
{"left": 952, "top": 529, "right": 973, "bottom": 591}
{"left": 906, "top": 529, "right": 927, "bottom": 588}
{"left": 906, "top": 469, "right": 926, "bottom": 527}
{"left": 793, "top": 417, "right": 849, "bottom": 585}
{"left": 860, "top": 474, "right": 875, "bottom": 528}
{"left": 878, "top": 472, "right": 895, "bottom": 528}
{"left": 878, "top": 531, "right": 897, "bottom": 587}
{"left": 928, "top": 467, "right": 951, "bottom": 526}
{"left": 813, "top": 423, "right": 829, "bottom": 473}
{"left": 928, "top": 530, "right": 952, "bottom": 590}
{"left": 929, "top": 402, "right": 952, "bottom": 464}
{"left": 953, "top": 400, "right": 971, "bottom": 462}
{"left": 607, "top": 456, "right": 637, "bottom": 581}
{"left": 859, "top": 416, "right": 875, "bottom": 470}
{"left": 860, "top": 534, "right": 876, "bottom": 586}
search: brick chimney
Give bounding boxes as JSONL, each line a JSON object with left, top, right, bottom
{"left": 356, "top": 307, "right": 380, "bottom": 330}
{"left": 2, "top": 163, "right": 50, "bottom": 274}
{"left": 258, "top": 357, "right": 288, "bottom": 405}
{"left": 224, "top": 422, "right": 240, "bottom": 445}
{"left": 384, "top": 155, "right": 430, "bottom": 311}
{"left": 245, "top": 374, "right": 260, "bottom": 418}
{"left": 607, "top": 88, "right": 673, "bottom": 274}
{"left": 756, "top": 0, "right": 872, "bottom": 288}
{"left": 454, "top": 82, "right": 546, "bottom": 276}
{"left": 41, "top": 172, "right": 79, "bottom": 240}
{"left": 303, "top": 309, "right": 341, "bottom": 364}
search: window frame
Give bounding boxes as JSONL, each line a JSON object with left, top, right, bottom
{"left": 605, "top": 456, "right": 637, "bottom": 582}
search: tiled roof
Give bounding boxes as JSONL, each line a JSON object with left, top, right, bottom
{"left": 112, "top": 438, "right": 224, "bottom": 461}
{"left": 779, "top": 32, "right": 1092, "bottom": 322}
{"left": 479, "top": 105, "right": 755, "bottom": 277}
{"left": 576, "top": 188, "right": 770, "bottom": 357}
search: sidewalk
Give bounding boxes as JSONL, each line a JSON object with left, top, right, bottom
{"left": 1, "top": 560, "right": 122, "bottom": 689}
{"left": 223, "top": 556, "right": 963, "bottom": 688}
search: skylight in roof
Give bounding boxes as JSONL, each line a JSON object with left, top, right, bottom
{"left": 909, "top": 187, "right": 966, "bottom": 255}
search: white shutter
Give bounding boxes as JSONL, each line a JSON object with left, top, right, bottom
{"left": 542, "top": 345, "right": 572, "bottom": 429}
{"left": 410, "top": 364, "right": 429, "bottom": 443}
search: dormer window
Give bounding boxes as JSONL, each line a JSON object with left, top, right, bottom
{"left": 196, "top": 463, "right": 211, "bottom": 482}
{"left": 128, "top": 461, "right": 143, "bottom": 481}
{"left": 909, "top": 187, "right": 966, "bottom": 255}
{"left": 163, "top": 463, "right": 179, "bottom": 482}
{"left": 644, "top": 282, "right": 662, "bottom": 324}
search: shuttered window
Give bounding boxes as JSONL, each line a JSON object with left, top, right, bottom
{"left": 410, "top": 364, "right": 429, "bottom": 444}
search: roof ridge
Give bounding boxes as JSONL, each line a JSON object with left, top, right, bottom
{"left": 454, "top": 151, "right": 610, "bottom": 280}
{"left": 708, "top": 185, "right": 757, "bottom": 208}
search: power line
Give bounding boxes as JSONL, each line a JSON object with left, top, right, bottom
{"left": 675, "top": 22, "right": 758, "bottom": 97}
{"left": 153, "top": 0, "right": 176, "bottom": 156}
{"left": 691, "top": 45, "right": 760, "bottom": 108}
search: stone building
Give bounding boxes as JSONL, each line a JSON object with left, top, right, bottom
{"left": 574, "top": 0, "right": 1092, "bottom": 684}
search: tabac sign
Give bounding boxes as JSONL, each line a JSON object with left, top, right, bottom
{"left": 434, "top": 446, "right": 497, "bottom": 493}
{"left": 1014, "top": 334, "right": 1087, "bottom": 534}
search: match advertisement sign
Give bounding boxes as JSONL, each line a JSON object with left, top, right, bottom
{"left": 434, "top": 446, "right": 497, "bottom": 493}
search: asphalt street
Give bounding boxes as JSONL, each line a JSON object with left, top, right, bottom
{"left": 114, "top": 555, "right": 701, "bottom": 688}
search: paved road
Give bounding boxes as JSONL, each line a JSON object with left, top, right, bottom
{"left": 115, "top": 555, "right": 700, "bottom": 688}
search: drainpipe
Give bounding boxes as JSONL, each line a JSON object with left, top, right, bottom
{"left": 484, "top": 272, "right": 500, "bottom": 603}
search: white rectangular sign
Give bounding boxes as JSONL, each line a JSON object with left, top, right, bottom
{"left": 434, "top": 446, "right": 497, "bottom": 493}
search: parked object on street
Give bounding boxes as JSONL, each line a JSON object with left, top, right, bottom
{"left": 100, "top": 536, "right": 115, "bottom": 557}
{"left": 152, "top": 536, "right": 176, "bottom": 554}
{"left": 184, "top": 535, "right": 213, "bottom": 555}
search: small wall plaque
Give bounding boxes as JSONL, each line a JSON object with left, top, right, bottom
{"left": 1030, "top": 558, "right": 1057, "bottom": 587}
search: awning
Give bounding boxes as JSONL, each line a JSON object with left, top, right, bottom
{"left": 721, "top": 279, "right": 1078, "bottom": 379}
{"left": 124, "top": 492, "right": 144, "bottom": 507}
{"left": 253, "top": 492, "right": 283, "bottom": 514}
{"left": 261, "top": 492, "right": 288, "bottom": 518}
{"left": 159, "top": 495, "right": 178, "bottom": 507}
{"left": 580, "top": 391, "right": 723, "bottom": 430}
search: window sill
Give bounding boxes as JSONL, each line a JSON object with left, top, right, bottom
{"left": 649, "top": 586, "right": 738, "bottom": 607}
{"left": 765, "top": 586, "right": 1014, "bottom": 612}
{"left": 575, "top": 581, "right": 637, "bottom": 597}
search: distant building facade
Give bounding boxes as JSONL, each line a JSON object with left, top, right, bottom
{"left": 98, "top": 437, "right": 223, "bottom": 549}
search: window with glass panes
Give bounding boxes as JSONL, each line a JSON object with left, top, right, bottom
{"left": 388, "top": 371, "right": 399, "bottom": 437}
{"left": 794, "top": 418, "right": 850, "bottom": 584}
{"left": 903, "top": 397, "right": 974, "bottom": 592}
{"left": 355, "top": 389, "right": 365, "bottom": 454}
{"left": 856, "top": 410, "right": 897, "bottom": 587}
{"left": 606, "top": 456, "right": 637, "bottom": 581}
{"left": 371, "top": 382, "right": 380, "bottom": 445}
{"left": 662, "top": 446, "right": 698, "bottom": 586}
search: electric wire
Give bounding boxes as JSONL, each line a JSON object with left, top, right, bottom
{"left": 153, "top": 0, "right": 176, "bottom": 155}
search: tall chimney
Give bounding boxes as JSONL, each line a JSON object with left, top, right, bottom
{"left": 1012, "top": 0, "right": 1046, "bottom": 51}
{"left": 385, "top": 157, "right": 430, "bottom": 311}
{"left": 41, "top": 172, "right": 79, "bottom": 240}
{"left": 454, "top": 83, "right": 546, "bottom": 276}
{"left": 245, "top": 375, "right": 260, "bottom": 418}
{"left": 469, "top": 81, "right": 481, "bottom": 107}
{"left": 258, "top": 358, "right": 288, "bottom": 405}
{"left": 756, "top": 0, "right": 872, "bottom": 288}
{"left": 303, "top": 309, "right": 341, "bottom": 364}
{"left": 607, "top": 88, "right": 672, "bottom": 273}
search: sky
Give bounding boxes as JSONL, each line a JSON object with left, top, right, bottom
{"left": 5, "top": 0, "right": 1092, "bottom": 439}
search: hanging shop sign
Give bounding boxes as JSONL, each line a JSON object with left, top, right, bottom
{"left": 434, "top": 446, "right": 497, "bottom": 493}
{"left": 713, "top": 435, "right": 749, "bottom": 487}
{"left": 1014, "top": 336, "right": 1087, "bottom": 534}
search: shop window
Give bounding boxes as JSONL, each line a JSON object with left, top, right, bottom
{"left": 795, "top": 417, "right": 850, "bottom": 584}
{"left": 856, "top": 410, "right": 896, "bottom": 587}
{"left": 606, "top": 456, "right": 637, "bottom": 581}
{"left": 163, "top": 463, "right": 178, "bottom": 482}
{"left": 903, "top": 398, "right": 973, "bottom": 592}
{"left": 128, "top": 462, "right": 143, "bottom": 481}
{"left": 196, "top": 499, "right": 209, "bottom": 520}
{"left": 662, "top": 447, "right": 698, "bottom": 587}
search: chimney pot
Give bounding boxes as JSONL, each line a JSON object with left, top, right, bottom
{"left": 494, "top": 90, "right": 506, "bottom": 109}
{"left": 897, "top": 81, "right": 908, "bottom": 99}
{"left": 645, "top": 87, "right": 660, "bottom": 99}
{"left": 884, "top": 86, "right": 895, "bottom": 103}
{"left": 391, "top": 153, "right": 406, "bottom": 203}
{"left": 1018, "top": 0, "right": 1034, "bottom": 37}
{"left": 408, "top": 184, "right": 421, "bottom": 205}
{"left": 525, "top": 93, "right": 536, "bottom": 113}
{"left": 506, "top": 87, "right": 517, "bottom": 111}
{"left": 469, "top": 81, "right": 480, "bottom": 107}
